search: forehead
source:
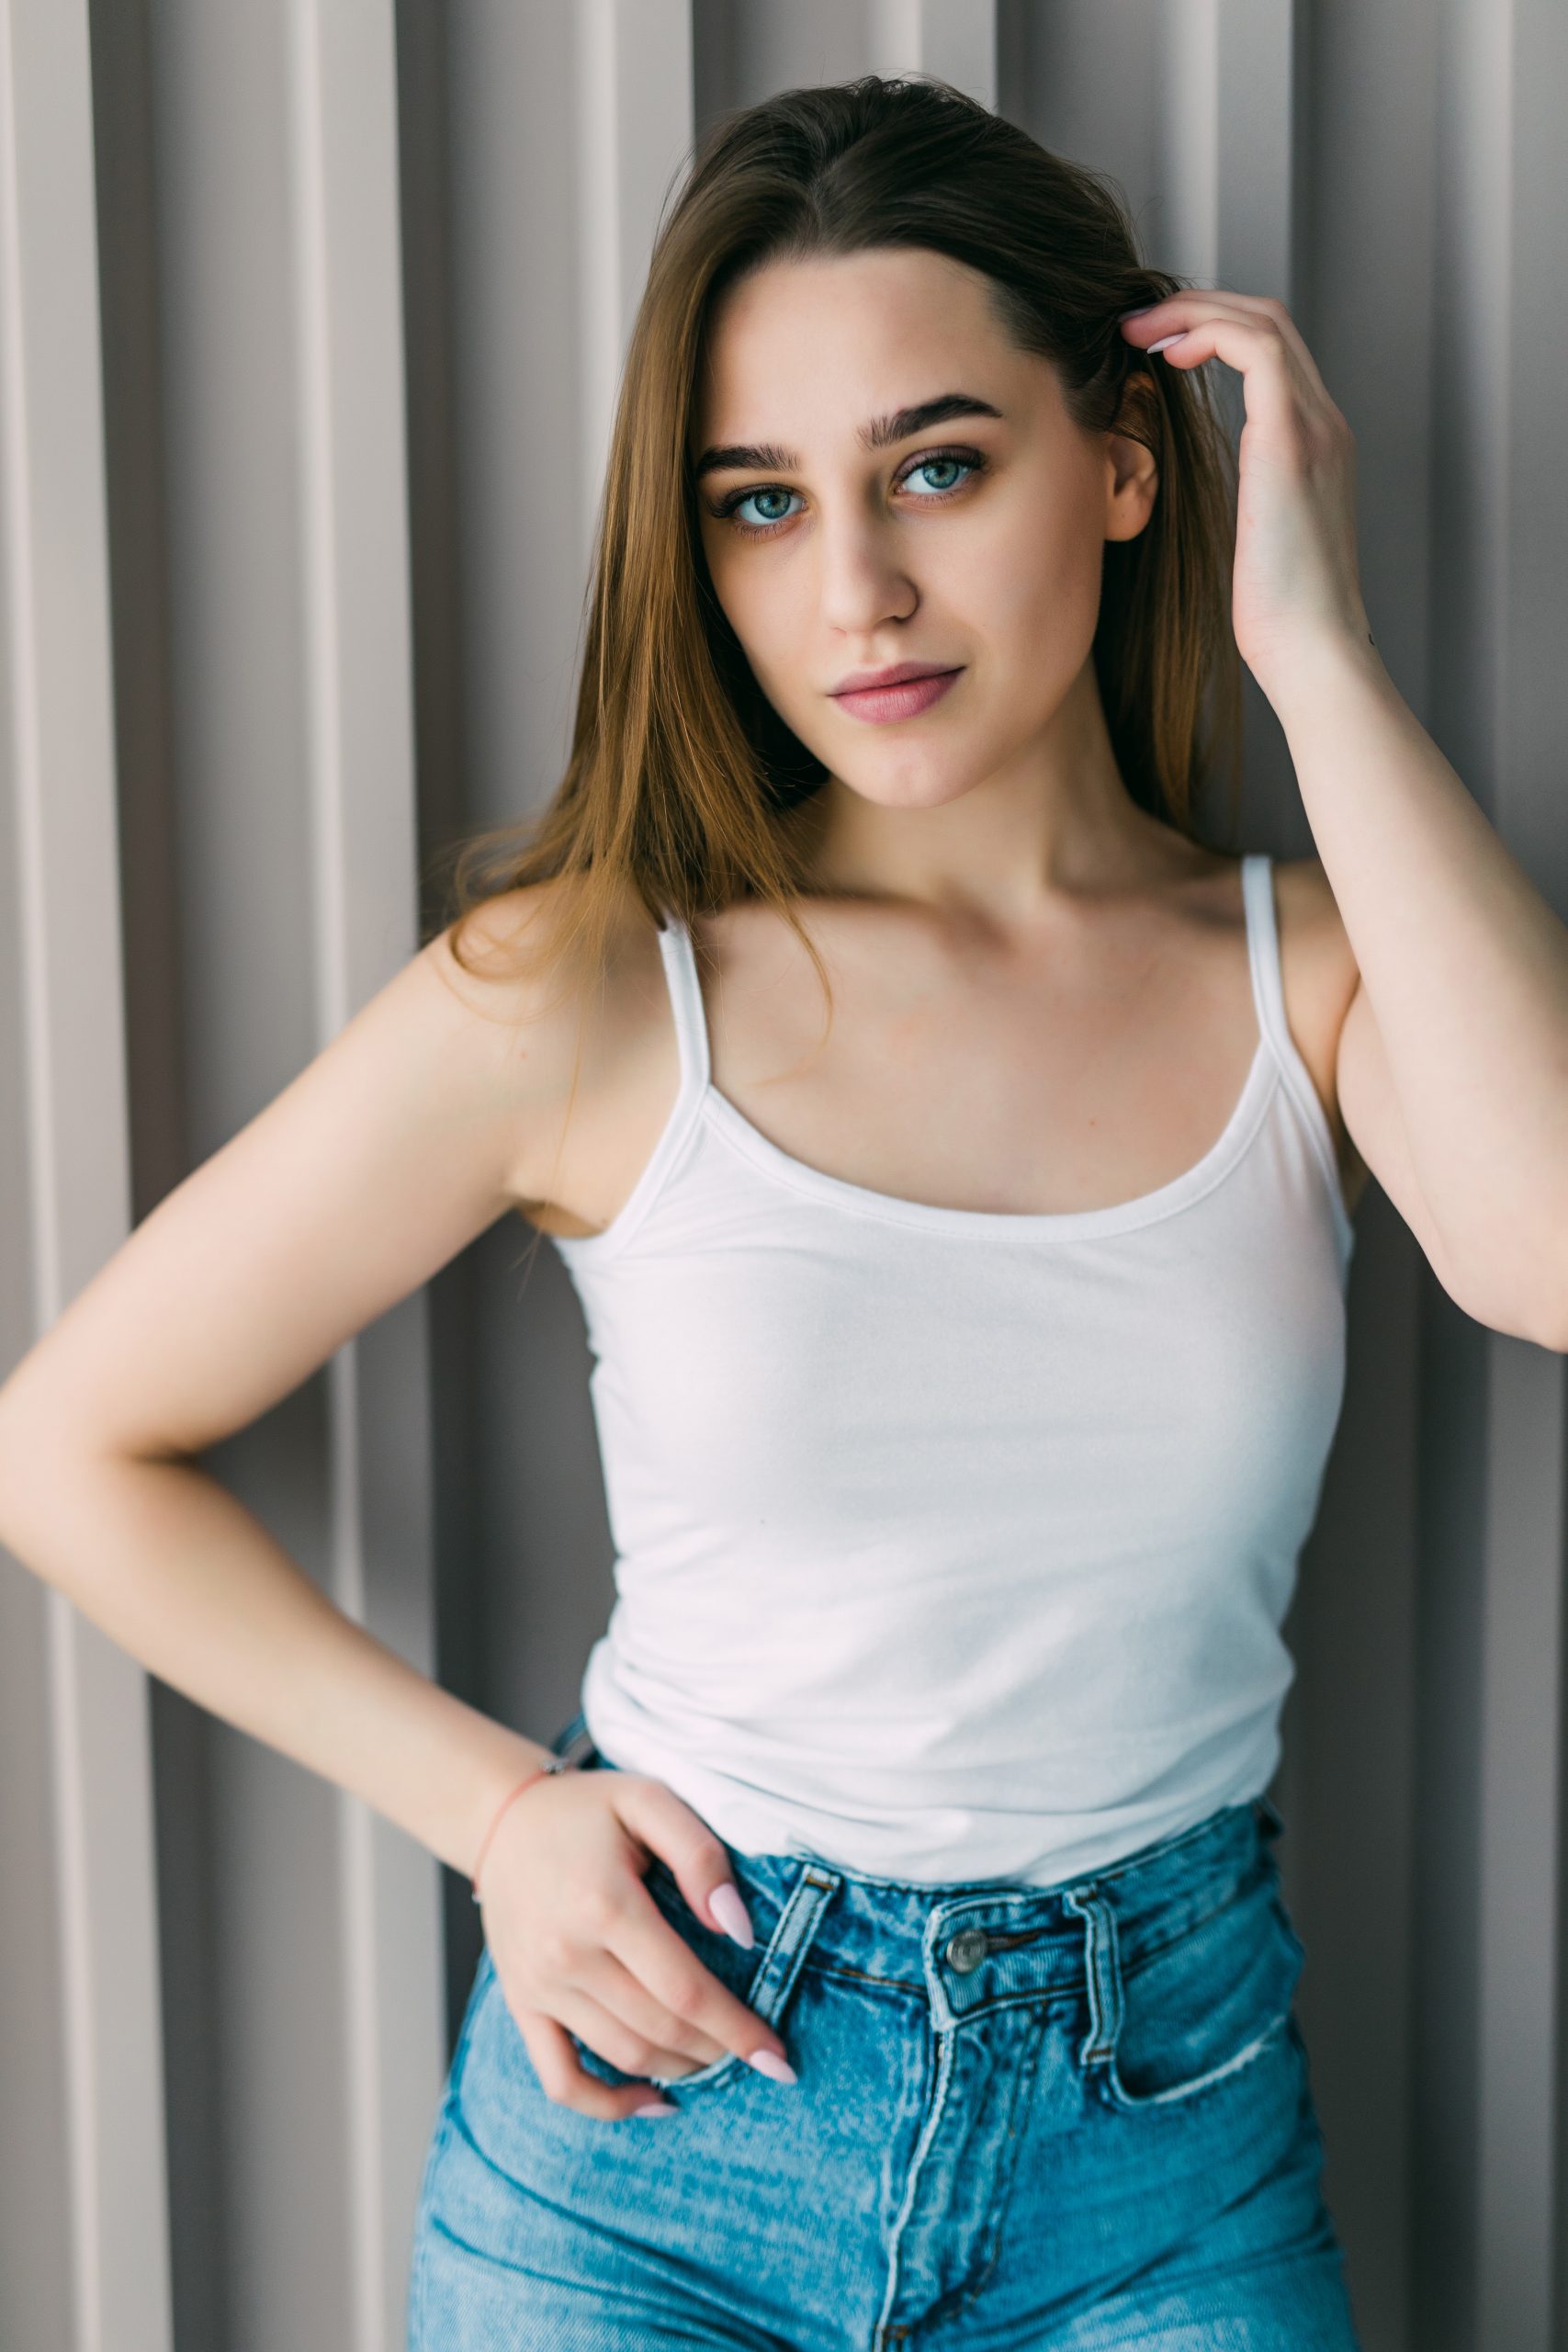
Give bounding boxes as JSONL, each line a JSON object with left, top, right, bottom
{"left": 691, "top": 247, "right": 1039, "bottom": 444}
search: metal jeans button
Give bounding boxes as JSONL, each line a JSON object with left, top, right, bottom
{"left": 944, "top": 1926, "right": 990, "bottom": 1973}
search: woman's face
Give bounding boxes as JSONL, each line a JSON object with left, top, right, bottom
{"left": 690, "top": 245, "right": 1157, "bottom": 817}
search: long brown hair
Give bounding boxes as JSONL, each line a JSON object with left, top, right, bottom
{"left": 435, "top": 73, "right": 1241, "bottom": 1027}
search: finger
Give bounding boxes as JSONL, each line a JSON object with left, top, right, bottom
{"left": 554, "top": 1980, "right": 725, "bottom": 2081}
{"left": 492, "top": 1916, "right": 731, "bottom": 2074}
{"left": 604, "top": 1894, "right": 792, "bottom": 2072}
{"left": 606, "top": 1775, "right": 756, "bottom": 1944}
{"left": 518, "top": 2005, "right": 677, "bottom": 2120}
{"left": 1129, "top": 311, "right": 1316, "bottom": 444}
{"left": 1120, "top": 287, "right": 1301, "bottom": 346}
{"left": 1122, "top": 291, "right": 1331, "bottom": 402}
{"left": 500, "top": 1954, "right": 714, "bottom": 2097}
{"left": 1222, "top": 293, "right": 1329, "bottom": 387}
{"left": 573, "top": 1944, "right": 734, "bottom": 2070}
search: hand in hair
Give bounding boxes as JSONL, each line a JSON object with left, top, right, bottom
{"left": 1120, "top": 291, "right": 1371, "bottom": 693}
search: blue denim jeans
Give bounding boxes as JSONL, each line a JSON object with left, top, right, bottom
{"left": 409, "top": 1713, "right": 1361, "bottom": 2348}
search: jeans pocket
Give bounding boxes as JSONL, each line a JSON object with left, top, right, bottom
{"left": 1066, "top": 1860, "right": 1305, "bottom": 2114}
{"left": 571, "top": 1855, "right": 841, "bottom": 2099}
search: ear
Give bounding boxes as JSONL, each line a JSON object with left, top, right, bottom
{"left": 1102, "top": 375, "right": 1161, "bottom": 544}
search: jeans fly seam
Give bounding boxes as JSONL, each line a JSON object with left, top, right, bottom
{"left": 874, "top": 2008, "right": 957, "bottom": 2343}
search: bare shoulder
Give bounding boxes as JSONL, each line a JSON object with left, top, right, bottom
{"left": 415, "top": 875, "right": 601, "bottom": 1133}
{"left": 440, "top": 873, "right": 676, "bottom": 1238}
{"left": 1269, "top": 854, "right": 1370, "bottom": 1213}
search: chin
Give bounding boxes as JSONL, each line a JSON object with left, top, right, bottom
{"left": 841, "top": 758, "right": 989, "bottom": 811}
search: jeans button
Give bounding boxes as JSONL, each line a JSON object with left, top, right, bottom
{"left": 945, "top": 1927, "right": 990, "bottom": 1973}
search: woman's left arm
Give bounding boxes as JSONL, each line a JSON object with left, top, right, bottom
{"left": 1122, "top": 291, "right": 1568, "bottom": 1350}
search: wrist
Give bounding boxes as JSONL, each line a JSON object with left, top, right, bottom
{"left": 469, "top": 1751, "right": 572, "bottom": 1901}
{"left": 447, "top": 1719, "right": 559, "bottom": 1882}
{"left": 1251, "top": 626, "right": 1390, "bottom": 722}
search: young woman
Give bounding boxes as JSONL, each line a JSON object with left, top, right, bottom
{"left": 3, "top": 71, "right": 1566, "bottom": 2351}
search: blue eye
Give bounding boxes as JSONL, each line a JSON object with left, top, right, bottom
{"left": 732, "top": 485, "right": 804, "bottom": 530}
{"left": 904, "top": 455, "right": 970, "bottom": 495}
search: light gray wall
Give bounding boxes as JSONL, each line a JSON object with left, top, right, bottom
{"left": 1, "top": 3, "right": 1564, "bottom": 2347}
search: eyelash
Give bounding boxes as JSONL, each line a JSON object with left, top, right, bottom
{"left": 708, "top": 446, "right": 987, "bottom": 537}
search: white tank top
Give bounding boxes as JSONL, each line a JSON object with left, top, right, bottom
{"left": 550, "top": 853, "right": 1355, "bottom": 1885}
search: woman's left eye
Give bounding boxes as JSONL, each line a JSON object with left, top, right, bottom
{"left": 901, "top": 452, "right": 977, "bottom": 496}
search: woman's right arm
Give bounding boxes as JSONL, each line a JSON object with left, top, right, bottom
{"left": 0, "top": 887, "right": 795, "bottom": 2112}
{"left": 0, "top": 892, "right": 573, "bottom": 1875}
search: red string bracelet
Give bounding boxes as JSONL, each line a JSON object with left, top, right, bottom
{"left": 470, "top": 1753, "right": 576, "bottom": 1904}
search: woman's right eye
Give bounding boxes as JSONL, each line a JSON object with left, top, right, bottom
{"left": 719, "top": 485, "right": 803, "bottom": 535}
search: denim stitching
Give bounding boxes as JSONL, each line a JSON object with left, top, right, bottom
{"left": 1103, "top": 2007, "right": 1294, "bottom": 2109}
{"left": 1063, "top": 1877, "right": 1303, "bottom": 2111}
{"left": 1062, "top": 1888, "right": 1122, "bottom": 2066}
{"left": 645, "top": 1857, "right": 841, "bottom": 2092}
{"left": 874, "top": 2011, "right": 958, "bottom": 2345}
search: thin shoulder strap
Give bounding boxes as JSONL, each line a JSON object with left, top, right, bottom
{"left": 656, "top": 911, "right": 713, "bottom": 1096}
{"left": 1239, "top": 851, "right": 1356, "bottom": 1256}
{"left": 1240, "top": 853, "right": 1294, "bottom": 1070}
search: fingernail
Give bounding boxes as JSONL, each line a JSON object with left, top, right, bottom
{"left": 745, "top": 2048, "right": 798, "bottom": 2085}
{"left": 631, "top": 2099, "right": 678, "bottom": 2118}
{"left": 709, "top": 1881, "right": 754, "bottom": 1949}
{"left": 1118, "top": 304, "right": 1156, "bottom": 319}
{"left": 1149, "top": 333, "right": 1187, "bottom": 353}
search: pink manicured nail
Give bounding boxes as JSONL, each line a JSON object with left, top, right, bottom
{"left": 632, "top": 2098, "right": 677, "bottom": 2117}
{"left": 745, "top": 2048, "right": 798, "bottom": 2085}
{"left": 709, "top": 1881, "right": 754, "bottom": 1949}
{"left": 1149, "top": 333, "right": 1187, "bottom": 353}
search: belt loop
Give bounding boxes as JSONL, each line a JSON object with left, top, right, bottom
{"left": 731, "top": 1860, "right": 840, "bottom": 2035}
{"left": 1063, "top": 1885, "right": 1122, "bottom": 2069}
{"left": 549, "top": 1711, "right": 599, "bottom": 1769}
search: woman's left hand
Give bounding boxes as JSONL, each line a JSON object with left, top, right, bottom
{"left": 1119, "top": 291, "right": 1374, "bottom": 693}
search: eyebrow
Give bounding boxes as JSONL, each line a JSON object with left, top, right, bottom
{"left": 692, "top": 391, "right": 1004, "bottom": 482}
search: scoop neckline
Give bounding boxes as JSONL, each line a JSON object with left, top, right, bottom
{"left": 694, "top": 1034, "right": 1277, "bottom": 1240}
{"left": 551, "top": 855, "right": 1292, "bottom": 1255}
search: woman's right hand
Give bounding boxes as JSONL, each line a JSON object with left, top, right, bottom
{"left": 475, "top": 1766, "right": 798, "bottom": 2119}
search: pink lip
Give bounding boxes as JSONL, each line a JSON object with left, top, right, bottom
{"left": 829, "top": 666, "right": 964, "bottom": 724}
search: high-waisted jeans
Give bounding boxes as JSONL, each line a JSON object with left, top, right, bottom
{"left": 409, "top": 1713, "right": 1362, "bottom": 2349}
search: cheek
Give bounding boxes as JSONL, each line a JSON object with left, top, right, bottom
{"left": 963, "top": 500, "right": 1102, "bottom": 648}
{"left": 708, "top": 548, "right": 810, "bottom": 689}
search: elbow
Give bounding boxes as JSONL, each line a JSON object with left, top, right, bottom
{"left": 1440, "top": 1239, "right": 1568, "bottom": 1353}
{"left": 0, "top": 1391, "right": 119, "bottom": 1541}
{"left": 1531, "top": 1303, "right": 1568, "bottom": 1355}
{"left": 0, "top": 1406, "right": 67, "bottom": 1541}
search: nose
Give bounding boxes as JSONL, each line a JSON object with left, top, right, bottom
{"left": 815, "top": 504, "right": 918, "bottom": 639}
